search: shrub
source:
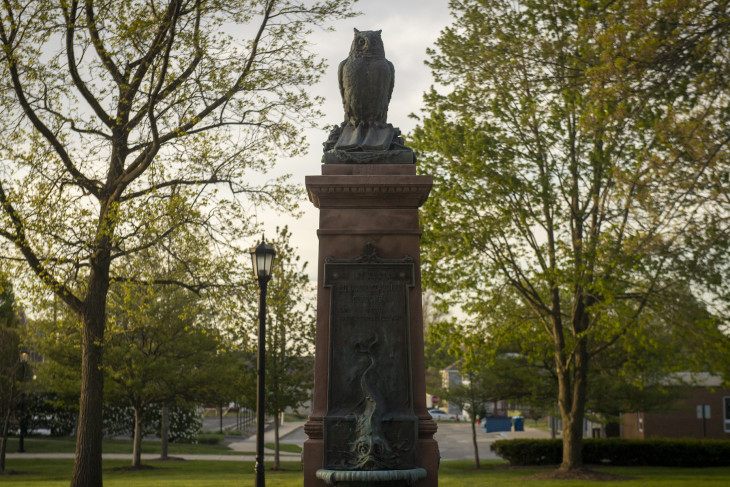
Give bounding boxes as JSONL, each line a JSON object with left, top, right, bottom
{"left": 491, "top": 439, "right": 561, "bottom": 466}
{"left": 491, "top": 438, "right": 730, "bottom": 467}
{"left": 193, "top": 433, "right": 225, "bottom": 445}
{"left": 23, "top": 393, "right": 77, "bottom": 437}
{"left": 583, "top": 438, "right": 730, "bottom": 467}
{"left": 164, "top": 405, "right": 203, "bottom": 443}
{"left": 102, "top": 403, "right": 202, "bottom": 441}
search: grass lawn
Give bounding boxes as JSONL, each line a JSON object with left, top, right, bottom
{"left": 2, "top": 436, "right": 299, "bottom": 456}
{"left": 2, "top": 459, "right": 730, "bottom": 486}
{"left": 264, "top": 442, "right": 302, "bottom": 454}
{"left": 3, "top": 437, "right": 236, "bottom": 456}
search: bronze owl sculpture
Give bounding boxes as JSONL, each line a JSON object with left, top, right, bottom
{"left": 322, "top": 29, "right": 414, "bottom": 162}
{"left": 338, "top": 29, "right": 394, "bottom": 127}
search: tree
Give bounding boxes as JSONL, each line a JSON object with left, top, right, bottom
{"left": 413, "top": 0, "right": 730, "bottom": 473}
{"left": 0, "top": 274, "right": 20, "bottom": 474}
{"left": 422, "top": 292, "right": 453, "bottom": 393}
{"left": 29, "top": 282, "right": 235, "bottom": 466}
{"left": 435, "top": 318, "right": 554, "bottom": 468}
{"left": 0, "top": 1, "right": 355, "bottom": 485}
{"left": 437, "top": 324, "right": 492, "bottom": 470}
{"left": 239, "top": 226, "right": 314, "bottom": 470}
{"left": 104, "top": 282, "right": 237, "bottom": 468}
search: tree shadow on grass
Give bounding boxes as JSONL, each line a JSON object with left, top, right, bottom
{"left": 524, "top": 466, "right": 635, "bottom": 482}
{"left": 107, "top": 464, "right": 161, "bottom": 472}
{"left": 154, "top": 456, "right": 186, "bottom": 462}
{"left": 1, "top": 470, "right": 36, "bottom": 476}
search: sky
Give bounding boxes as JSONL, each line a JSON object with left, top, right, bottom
{"left": 260, "top": 0, "right": 454, "bottom": 273}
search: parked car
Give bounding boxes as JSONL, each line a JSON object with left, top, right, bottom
{"left": 428, "top": 409, "right": 457, "bottom": 421}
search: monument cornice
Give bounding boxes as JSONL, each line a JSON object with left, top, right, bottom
{"left": 305, "top": 174, "right": 433, "bottom": 209}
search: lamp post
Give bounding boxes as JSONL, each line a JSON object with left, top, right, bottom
{"left": 250, "top": 237, "right": 275, "bottom": 487}
{"left": 18, "top": 351, "right": 28, "bottom": 453}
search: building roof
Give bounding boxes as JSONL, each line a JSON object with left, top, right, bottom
{"left": 662, "top": 372, "right": 724, "bottom": 387}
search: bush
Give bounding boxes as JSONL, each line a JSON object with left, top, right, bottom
{"left": 583, "top": 438, "right": 730, "bottom": 467}
{"left": 102, "top": 404, "right": 140, "bottom": 438}
{"left": 193, "top": 433, "right": 225, "bottom": 445}
{"left": 23, "top": 393, "right": 77, "bottom": 437}
{"left": 102, "top": 403, "right": 202, "bottom": 441}
{"left": 164, "top": 405, "right": 203, "bottom": 443}
{"left": 491, "top": 438, "right": 730, "bottom": 467}
{"left": 491, "top": 439, "right": 562, "bottom": 466}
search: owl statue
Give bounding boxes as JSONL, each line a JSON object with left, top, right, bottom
{"left": 338, "top": 29, "right": 394, "bottom": 127}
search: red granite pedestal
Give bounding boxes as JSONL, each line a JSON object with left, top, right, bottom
{"left": 302, "top": 163, "right": 438, "bottom": 487}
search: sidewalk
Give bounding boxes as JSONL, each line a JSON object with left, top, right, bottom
{"left": 5, "top": 422, "right": 551, "bottom": 463}
{"left": 6, "top": 421, "right": 307, "bottom": 463}
{"left": 226, "top": 420, "right": 305, "bottom": 459}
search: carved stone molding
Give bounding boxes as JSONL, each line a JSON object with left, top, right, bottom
{"left": 317, "top": 228, "right": 423, "bottom": 236}
{"left": 418, "top": 419, "right": 438, "bottom": 439}
{"left": 304, "top": 419, "right": 324, "bottom": 440}
{"left": 305, "top": 175, "right": 433, "bottom": 209}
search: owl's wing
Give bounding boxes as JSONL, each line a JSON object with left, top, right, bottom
{"left": 386, "top": 60, "right": 395, "bottom": 103}
{"left": 338, "top": 58, "right": 347, "bottom": 102}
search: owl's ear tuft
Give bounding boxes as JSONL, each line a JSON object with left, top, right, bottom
{"left": 376, "top": 30, "right": 382, "bottom": 35}
{"left": 354, "top": 28, "right": 360, "bottom": 34}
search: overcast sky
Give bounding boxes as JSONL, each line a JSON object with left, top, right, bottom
{"left": 260, "top": 0, "right": 454, "bottom": 272}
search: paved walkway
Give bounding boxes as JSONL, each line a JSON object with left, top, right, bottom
{"left": 226, "top": 420, "right": 305, "bottom": 460}
{"left": 6, "top": 421, "right": 552, "bottom": 463}
{"left": 6, "top": 421, "right": 307, "bottom": 463}
{"left": 435, "top": 424, "right": 553, "bottom": 460}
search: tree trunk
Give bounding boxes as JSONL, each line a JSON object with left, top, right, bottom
{"left": 160, "top": 405, "right": 169, "bottom": 460}
{"left": 1, "top": 406, "right": 11, "bottom": 473}
{"left": 70, "top": 300, "right": 107, "bottom": 487}
{"left": 70, "top": 213, "right": 113, "bottom": 486}
{"left": 132, "top": 406, "right": 144, "bottom": 468}
{"left": 273, "top": 411, "right": 280, "bottom": 470}
{"left": 219, "top": 405, "right": 223, "bottom": 434}
{"left": 470, "top": 414, "right": 480, "bottom": 469}
{"left": 550, "top": 414, "right": 556, "bottom": 439}
{"left": 557, "top": 337, "right": 589, "bottom": 471}
{"left": 560, "top": 410, "right": 583, "bottom": 470}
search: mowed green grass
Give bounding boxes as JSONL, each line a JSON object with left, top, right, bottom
{"left": 2, "top": 459, "right": 730, "bottom": 486}
{"left": 264, "top": 442, "right": 302, "bottom": 453}
{"left": 2, "top": 436, "right": 241, "bottom": 455}
{"left": 0, "top": 459, "right": 301, "bottom": 486}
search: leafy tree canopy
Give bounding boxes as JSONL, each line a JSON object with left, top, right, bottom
{"left": 412, "top": 0, "right": 730, "bottom": 471}
{"left": 0, "top": 1, "right": 357, "bottom": 484}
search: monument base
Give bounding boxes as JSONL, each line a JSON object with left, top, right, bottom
{"left": 303, "top": 163, "right": 438, "bottom": 487}
{"left": 322, "top": 149, "right": 415, "bottom": 164}
{"left": 316, "top": 468, "right": 427, "bottom": 487}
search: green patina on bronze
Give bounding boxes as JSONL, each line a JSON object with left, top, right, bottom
{"left": 322, "top": 243, "right": 418, "bottom": 472}
{"left": 316, "top": 467, "right": 428, "bottom": 486}
{"left": 322, "top": 29, "right": 415, "bottom": 164}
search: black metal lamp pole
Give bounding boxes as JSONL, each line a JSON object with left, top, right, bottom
{"left": 250, "top": 237, "right": 275, "bottom": 487}
{"left": 255, "top": 272, "right": 270, "bottom": 486}
{"left": 18, "top": 351, "right": 28, "bottom": 453}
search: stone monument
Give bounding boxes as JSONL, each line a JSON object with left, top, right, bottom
{"left": 303, "top": 29, "right": 438, "bottom": 487}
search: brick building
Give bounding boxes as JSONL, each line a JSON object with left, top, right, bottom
{"left": 620, "top": 373, "right": 730, "bottom": 440}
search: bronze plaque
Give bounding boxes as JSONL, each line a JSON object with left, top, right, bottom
{"left": 323, "top": 246, "right": 417, "bottom": 470}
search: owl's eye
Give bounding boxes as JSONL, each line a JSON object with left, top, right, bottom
{"left": 357, "top": 38, "right": 365, "bottom": 46}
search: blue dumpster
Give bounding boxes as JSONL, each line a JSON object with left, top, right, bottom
{"left": 482, "top": 417, "right": 512, "bottom": 433}
{"left": 512, "top": 416, "right": 524, "bottom": 432}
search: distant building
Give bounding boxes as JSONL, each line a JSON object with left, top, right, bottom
{"left": 439, "top": 361, "right": 510, "bottom": 419}
{"left": 620, "top": 373, "right": 730, "bottom": 440}
{"left": 441, "top": 361, "right": 462, "bottom": 390}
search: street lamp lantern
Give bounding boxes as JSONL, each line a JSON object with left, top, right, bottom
{"left": 250, "top": 237, "right": 276, "bottom": 280}
{"left": 250, "top": 236, "right": 275, "bottom": 487}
